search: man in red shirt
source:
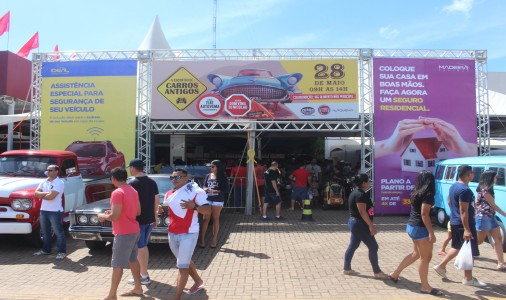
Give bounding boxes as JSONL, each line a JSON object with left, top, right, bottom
{"left": 98, "top": 167, "right": 142, "bottom": 299}
{"left": 288, "top": 164, "right": 311, "bottom": 210}
{"left": 254, "top": 161, "right": 267, "bottom": 213}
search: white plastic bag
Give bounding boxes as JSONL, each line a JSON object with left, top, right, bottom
{"left": 454, "top": 240, "right": 474, "bottom": 270}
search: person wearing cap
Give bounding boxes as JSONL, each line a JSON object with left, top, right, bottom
{"left": 126, "top": 158, "right": 159, "bottom": 286}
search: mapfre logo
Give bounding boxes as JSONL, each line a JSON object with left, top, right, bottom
{"left": 438, "top": 64, "right": 469, "bottom": 72}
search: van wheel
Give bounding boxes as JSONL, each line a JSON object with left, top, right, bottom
{"left": 436, "top": 208, "right": 448, "bottom": 228}
{"left": 485, "top": 219, "right": 505, "bottom": 252}
{"left": 85, "top": 240, "right": 107, "bottom": 250}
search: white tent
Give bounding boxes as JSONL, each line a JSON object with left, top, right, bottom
{"left": 488, "top": 90, "right": 506, "bottom": 116}
{"left": 138, "top": 16, "right": 171, "bottom": 50}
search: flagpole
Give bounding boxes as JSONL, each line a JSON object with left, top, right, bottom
{"left": 6, "top": 31, "right": 9, "bottom": 51}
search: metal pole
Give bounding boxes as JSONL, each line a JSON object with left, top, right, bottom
{"left": 3, "top": 97, "right": 15, "bottom": 150}
{"left": 245, "top": 123, "right": 256, "bottom": 215}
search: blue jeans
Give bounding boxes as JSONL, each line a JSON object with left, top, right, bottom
{"left": 344, "top": 217, "right": 381, "bottom": 274}
{"left": 40, "top": 210, "right": 66, "bottom": 253}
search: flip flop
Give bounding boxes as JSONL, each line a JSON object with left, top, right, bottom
{"left": 387, "top": 274, "right": 399, "bottom": 283}
{"left": 421, "top": 288, "right": 444, "bottom": 296}
{"left": 497, "top": 265, "right": 506, "bottom": 272}
{"left": 184, "top": 284, "right": 205, "bottom": 295}
{"left": 199, "top": 244, "right": 206, "bottom": 248}
{"left": 343, "top": 270, "right": 360, "bottom": 276}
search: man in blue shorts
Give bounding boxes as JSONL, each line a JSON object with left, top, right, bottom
{"left": 127, "top": 159, "right": 159, "bottom": 285}
{"left": 433, "top": 165, "right": 486, "bottom": 287}
{"left": 262, "top": 161, "right": 283, "bottom": 220}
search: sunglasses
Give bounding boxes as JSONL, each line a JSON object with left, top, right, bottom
{"left": 169, "top": 175, "right": 186, "bottom": 180}
{"left": 46, "top": 169, "right": 56, "bottom": 172}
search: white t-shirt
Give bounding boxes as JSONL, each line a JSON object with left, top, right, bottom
{"left": 37, "top": 177, "right": 65, "bottom": 212}
{"left": 164, "top": 181, "right": 209, "bottom": 234}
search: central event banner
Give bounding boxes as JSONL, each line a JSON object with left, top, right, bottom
{"left": 40, "top": 60, "right": 137, "bottom": 164}
{"left": 373, "top": 58, "right": 477, "bottom": 214}
{"left": 151, "top": 60, "right": 359, "bottom": 120}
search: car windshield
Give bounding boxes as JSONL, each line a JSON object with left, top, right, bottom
{"left": 0, "top": 156, "right": 57, "bottom": 177}
{"left": 66, "top": 143, "right": 106, "bottom": 157}
{"left": 150, "top": 176, "right": 175, "bottom": 203}
{"left": 238, "top": 69, "right": 272, "bottom": 77}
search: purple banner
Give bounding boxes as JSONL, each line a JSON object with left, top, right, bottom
{"left": 373, "top": 58, "right": 477, "bottom": 214}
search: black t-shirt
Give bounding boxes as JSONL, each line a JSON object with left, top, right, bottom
{"left": 407, "top": 195, "right": 434, "bottom": 227}
{"left": 203, "top": 173, "right": 229, "bottom": 202}
{"left": 348, "top": 188, "right": 372, "bottom": 221}
{"left": 128, "top": 176, "right": 159, "bottom": 225}
{"left": 264, "top": 169, "right": 280, "bottom": 194}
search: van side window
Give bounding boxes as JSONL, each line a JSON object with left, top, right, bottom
{"left": 444, "top": 166, "right": 457, "bottom": 180}
{"left": 490, "top": 167, "right": 505, "bottom": 186}
{"left": 471, "top": 167, "right": 484, "bottom": 183}
{"left": 435, "top": 165, "right": 445, "bottom": 180}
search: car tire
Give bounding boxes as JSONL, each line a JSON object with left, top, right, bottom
{"left": 85, "top": 240, "right": 107, "bottom": 250}
{"left": 436, "top": 208, "right": 448, "bottom": 228}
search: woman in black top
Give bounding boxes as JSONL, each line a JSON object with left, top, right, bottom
{"left": 200, "top": 160, "right": 229, "bottom": 248}
{"left": 388, "top": 171, "right": 443, "bottom": 296}
{"left": 343, "top": 173, "right": 388, "bottom": 279}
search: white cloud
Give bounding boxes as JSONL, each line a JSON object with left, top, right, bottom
{"left": 379, "top": 25, "right": 399, "bottom": 40}
{"left": 442, "top": 0, "right": 474, "bottom": 16}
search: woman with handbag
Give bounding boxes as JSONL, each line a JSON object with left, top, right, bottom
{"left": 475, "top": 170, "right": 506, "bottom": 271}
{"left": 387, "top": 171, "right": 444, "bottom": 296}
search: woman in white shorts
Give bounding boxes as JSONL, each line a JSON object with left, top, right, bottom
{"left": 200, "top": 160, "right": 230, "bottom": 248}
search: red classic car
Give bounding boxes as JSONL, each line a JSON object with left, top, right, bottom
{"left": 65, "top": 141, "right": 125, "bottom": 176}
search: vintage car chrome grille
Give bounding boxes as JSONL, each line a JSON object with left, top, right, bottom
{"left": 221, "top": 85, "right": 287, "bottom": 100}
{"left": 102, "top": 220, "right": 112, "bottom": 227}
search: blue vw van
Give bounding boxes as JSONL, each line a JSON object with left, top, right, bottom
{"left": 433, "top": 156, "right": 506, "bottom": 251}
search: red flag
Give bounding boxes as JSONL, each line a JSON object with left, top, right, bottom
{"left": 17, "top": 32, "right": 39, "bottom": 58}
{"left": 0, "top": 11, "right": 9, "bottom": 36}
{"left": 53, "top": 44, "right": 60, "bottom": 60}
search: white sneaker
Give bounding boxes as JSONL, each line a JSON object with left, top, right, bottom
{"left": 33, "top": 250, "right": 50, "bottom": 256}
{"left": 462, "top": 277, "right": 487, "bottom": 287}
{"left": 433, "top": 265, "right": 447, "bottom": 278}
{"left": 55, "top": 252, "right": 66, "bottom": 260}
{"left": 127, "top": 276, "right": 151, "bottom": 285}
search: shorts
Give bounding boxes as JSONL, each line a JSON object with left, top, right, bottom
{"left": 168, "top": 232, "right": 198, "bottom": 268}
{"left": 450, "top": 224, "right": 479, "bottom": 256}
{"left": 257, "top": 186, "right": 265, "bottom": 197}
{"left": 111, "top": 232, "right": 140, "bottom": 268}
{"left": 476, "top": 215, "right": 500, "bottom": 231}
{"left": 265, "top": 193, "right": 282, "bottom": 205}
{"left": 291, "top": 186, "right": 308, "bottom": 201}
{"left": 208, "top": 201, "right": 224, "bottom": 207}
{"left": 138, "top": 223, "right": 154, "bottom": 248}
{"left": 406, "top": 224, "right": 429, "bottom": 240}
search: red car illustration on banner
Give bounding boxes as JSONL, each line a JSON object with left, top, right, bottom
{"left": 207, "top": 69, "right": 303, "bottom": 105}
{"left": 65, "top": 141, "right": 125, "bottom": 176}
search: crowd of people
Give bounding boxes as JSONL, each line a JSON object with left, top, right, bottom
{"left": 343, "top": 166, "right": 505, "bottom": 297}
{"left": 30, "top": 156, "right": 505, "bottom": 299}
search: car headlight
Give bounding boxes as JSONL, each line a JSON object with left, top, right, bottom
{"left": 287, "top": 75, "right": 299, "bottom": 85}
{"left": 157, "top": 216, "right": 163, "bottom": 226}
{"left": 211, "top": 76, "right": 222, "bottom": 88}
{"left": 88, "top": 215, "right": 100, "bottom": 225}
{"left": 77, "top": 215, "right": 88, "bottom": 225}
{"left": 11, "top": 199, "right": 32, "bottom": 210}
{"left": 164, "top": 216, "right": 170, "bottom": 226}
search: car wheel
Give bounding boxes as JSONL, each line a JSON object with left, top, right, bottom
{"left": 85, "top": 240, "right": 107, "bottom": 250}
{"left": 436, "top": 208, "right": 448, "bottom": 228}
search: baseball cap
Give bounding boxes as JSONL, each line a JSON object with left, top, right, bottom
{"left": 128, "top": 158, "right": 144, "bottom": 169}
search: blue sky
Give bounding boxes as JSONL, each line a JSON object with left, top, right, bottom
{"left": 2, "top": 0, "right": 506, "bottom": 71}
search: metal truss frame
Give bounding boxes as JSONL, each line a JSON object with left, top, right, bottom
{"left": 29, "top": 48, "right": 489, "bottom": 181}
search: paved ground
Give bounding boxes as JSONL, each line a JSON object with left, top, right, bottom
{"left": 0, "top": 208, "right": 505, "bottom": 300}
